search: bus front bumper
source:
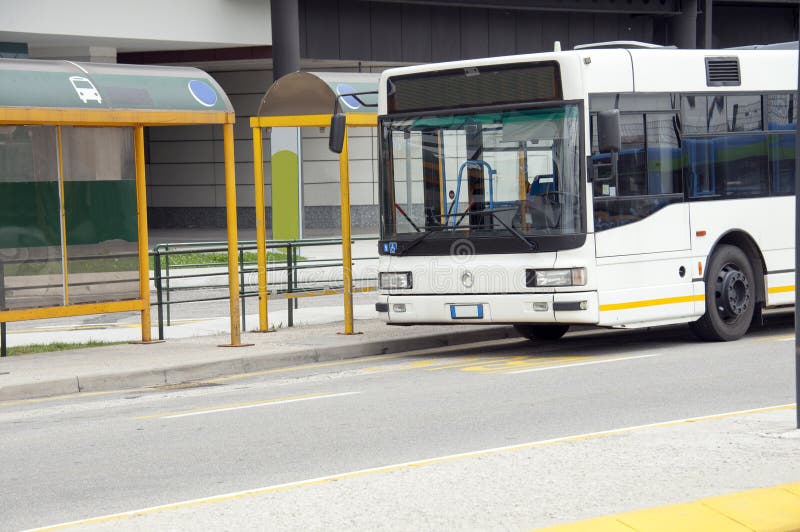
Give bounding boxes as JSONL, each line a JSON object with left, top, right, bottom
{"left": 375, "top": 292, "right": 599, "bottom": 325}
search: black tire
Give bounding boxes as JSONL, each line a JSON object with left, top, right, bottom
{"left": 690, "top": 244, "right": 756, "bottom": 342}
{"left": 514, "top": 324, "right": 570, "bottom": 342}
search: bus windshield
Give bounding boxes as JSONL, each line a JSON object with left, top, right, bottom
{"left": 380, "top": 104, "right": 583, "bottom": 247}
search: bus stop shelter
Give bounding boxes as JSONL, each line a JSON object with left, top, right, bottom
{"left": 0, "top": 59, "right": 244, "bottom": 347}
{"left": 250, "top": 71, "right": 378, "bottom": 334}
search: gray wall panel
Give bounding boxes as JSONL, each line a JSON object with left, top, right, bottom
{"left": 339, "top": 1, "right": 372, "bottom": 60}
{"left": 568, "top": 12, "right": 595, "bottom": 49}
{"left": 402, "top": 4, "right": 432, "bottom": 62}
{"left": 515, "top": 11, "right": 542, "bottom": 53}
{"left": 593, "top": 14, "right": 620, "bottom": 43}
{"left": 715, "top": 5, "right": 797, "bottom": 48}
{"left": 431, "top": 5, "right": 461, "bottom": 61}
{"left": 371, "top": 3, "right": 403, "bottom": 60}
{"left": 305, "top": 0, "right": 340, "bottom": 60}
{"left": 539, "top": 12, "right": 564, "bottom": 53}
{"left": 489, "top": 11, "right": 516, "bottom": 57}
{"left": 460, "top": 9, "right": 489, "bottom": 59}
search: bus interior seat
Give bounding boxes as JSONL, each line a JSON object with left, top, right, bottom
{"left": 527, "top": 174, "right": 562, "bottom": 229}
{"left": 529, "top": 174, "right": 556, "bottom": 196}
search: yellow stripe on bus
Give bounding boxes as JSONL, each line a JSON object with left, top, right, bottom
{"left": 768, "top": 285, "right": 794, "bottom": 294}
{"left": 600, "top": 294, "right": 704, "bottom": 312}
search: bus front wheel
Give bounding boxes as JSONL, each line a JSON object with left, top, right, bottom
{"left": 690, "top": 245, "right": 755, "bottom": 342}
{"left": 514, "top": 324, "right": 569, "bottom": 342}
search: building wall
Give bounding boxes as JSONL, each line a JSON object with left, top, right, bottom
{"left": 2, "top": 0, "right": 270, "bottom": 52}
{"left": 146, "top": 66, "right": 383, "bottom": 235}
{"left": 300, "top": 0, "right": 656, "bottom": 61}
{"left": 713, "top": 4, "right": 799, "bottom": 48}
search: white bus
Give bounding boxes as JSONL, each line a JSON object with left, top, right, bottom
{"left": 335, "top": 42, "right": 798, "bottom": 342}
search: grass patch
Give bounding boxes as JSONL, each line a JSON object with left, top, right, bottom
{"left": 5, "top": 251, "right": 294, "bottom": 276}
{"left": 152, "top": 251, "right": 291, "bottom": 268}
{"left": 5, "top": 340, "right": 126, "bottom": 356}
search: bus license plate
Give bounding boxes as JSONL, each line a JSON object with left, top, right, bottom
{"left": 450, "top": 304, "right": 483, "bottom": 319}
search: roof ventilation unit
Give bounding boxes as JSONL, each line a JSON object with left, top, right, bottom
{"left": 705, "top": 57, "right": 741, "bottom": 87}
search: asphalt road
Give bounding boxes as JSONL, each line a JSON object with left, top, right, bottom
{"left": 1, "top": 316, "right": 797, "bottom": 531}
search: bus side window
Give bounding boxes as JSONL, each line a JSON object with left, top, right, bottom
{"left": 684, "top": 95, "right": 769, "bottom": 198}
{"left": 767, "top": 93, "right": 797, "bottom": 194}
{"left": 592, "top": 111, "right": 683, "bottom": 232}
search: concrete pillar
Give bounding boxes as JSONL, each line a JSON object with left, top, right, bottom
{"left": 269, "top": 0, "right": 303, "bottom": 239}
{"left": 673, "top": 0, "right": 698, "bottom": 49}
{"left": 703, "top": 0, "right": 713, "bottom": 49}
{"left": 270, "top": 0, "right": 301, "bottom": 80}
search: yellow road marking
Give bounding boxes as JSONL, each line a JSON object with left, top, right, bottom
{"left": 134, "top": 392, "right": 358, "bottom": 420}
{"left": 363, "top": 353, "right": 651, "bottom": 376}
{"left": 0, "top": 390, "right": 120, "bottom": 408}
{"left": 30, "top": 404, "right": 796, "bottom": 531}
{"left": 753, "top": 333, "right": 795, "bottom": 342}
{"left": 205, "top": 352, "right": 411, "bottom": 383}
{"left": 537, "top": 482, "right": 800, "bottom": 531}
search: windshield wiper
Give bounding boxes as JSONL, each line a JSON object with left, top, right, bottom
{"left": 395, "top": 206, "right": 535, "bottom": 256}
{"left": 483, "top": 207, "right": 537, "bottom": 250}
{"left": 394, "top": 203, "right": 421, "bottom": 232}
{"left": 394, "top": 223, "right": 448, "bottom": 256}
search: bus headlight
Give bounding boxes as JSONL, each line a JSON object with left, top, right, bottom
{"left": 526, "top": 268, "right": 586, "bottom": 287}
{"left": 379, "top": 272, "right": 413, "bottom": 290}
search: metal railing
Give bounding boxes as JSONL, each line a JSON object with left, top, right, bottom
{"left": 0, "top": 237, "right": 378, "bottom": 353}
{"left": 150, "top": 237, "right": 378, "bottom": 340}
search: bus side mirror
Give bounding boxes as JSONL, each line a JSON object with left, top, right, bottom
{"left": 597, "top": 110, "right": 621, "bottom": 153}
{"left": 591, "top": 110, "right": 621, "bottom": 183}
{"left": 329, "top": 113, "right": 346, "bottom": 154}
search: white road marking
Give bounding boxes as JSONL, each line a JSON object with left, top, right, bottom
{"left": 508, "top": 354, "right": 658, "bottom": 374}
{"left": 145, "top": 392, "right": 360, "bottom": 420}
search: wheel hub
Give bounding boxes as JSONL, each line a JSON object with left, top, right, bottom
{"left": 719, "top": 268, "right": 749, "bottom": 318}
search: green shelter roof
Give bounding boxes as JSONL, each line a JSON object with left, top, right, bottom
{"left": 257, "top": 71, "right": 379, "bottom": 116}
{"left": 0, "top": 58, "right": 233, "bottom": 114}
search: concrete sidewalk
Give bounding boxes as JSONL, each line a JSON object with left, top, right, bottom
{"left": 0, "top": 316, "right": 517, "bottom": 401}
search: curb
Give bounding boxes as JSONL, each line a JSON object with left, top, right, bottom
{"left": 0, "top": 326, "right": 518, "bottom": 401}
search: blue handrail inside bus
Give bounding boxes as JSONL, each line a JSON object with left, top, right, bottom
{"left": 451, "top": 159, "right": 496, "bottom": 228}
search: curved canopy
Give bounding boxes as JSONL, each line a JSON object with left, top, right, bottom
{"left": 0, "top": 58, "right": 234, "bottom": 125}
{"left": 257, "top": 71, "right": 379, "bottom": 117}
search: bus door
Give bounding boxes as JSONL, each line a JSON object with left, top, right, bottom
{"left": 591, "top": 111, "right": 693, "bottom": 326}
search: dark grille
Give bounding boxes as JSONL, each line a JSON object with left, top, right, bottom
{"left": 387, "top": 62, "right": 562, "bottom": 114}
{"left": 706, "top": 57, "right": 741, "bottom": 87}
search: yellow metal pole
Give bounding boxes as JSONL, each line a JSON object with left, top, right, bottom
{"left": 437, "top": 130, "right": 445, "bottom": 223}
{"left": 518, "top": 147, "right": 527, "bottom": 231}
{"left": 339, "top": 128, "right": 354, "bottom": 334}
{"left": 252, "top": 126, "right": 269, "bottom": 332}
{"left": 223, "top": 123, "right": 243, "bottom": 346}
{"left": 134, "top": 126, "right": 152, "bottom": 342}
{"left": 56, "top": 126, "right": 69, "bottom": 305}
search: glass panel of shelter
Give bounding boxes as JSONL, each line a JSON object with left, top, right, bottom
{"left": 0, "top": 125, "right": 64, "bottom": 310}
{"left": 61, "top": 127, "right": 139, "bottom": 305}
